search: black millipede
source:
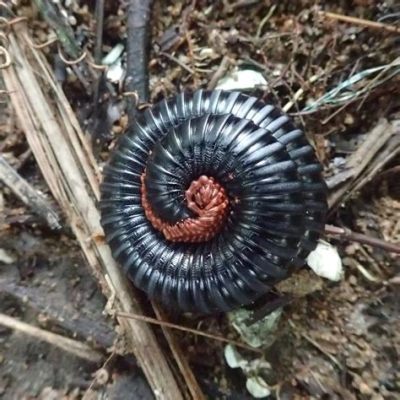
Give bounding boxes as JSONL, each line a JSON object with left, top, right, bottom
{"left": 100, "top": 90, "right": 328, "bottom": 314}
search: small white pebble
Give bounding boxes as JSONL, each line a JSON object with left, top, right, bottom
{"left": 307, "top": 240, "right": 344, "bottom": 282}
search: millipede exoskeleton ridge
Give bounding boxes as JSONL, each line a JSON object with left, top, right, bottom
{"left": 100, "top": 90, "right": 328, "bottom": 314}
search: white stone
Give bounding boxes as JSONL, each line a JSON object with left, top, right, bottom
{"left": 307, "top": 240, "right": 344, "bottom": 282}
{"left": 106, "top": 62, "right": 124, "bottom": 84}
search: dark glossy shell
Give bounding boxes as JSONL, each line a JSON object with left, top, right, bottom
{"left": 100, "top": 90, "right": 327, "bottom": 314}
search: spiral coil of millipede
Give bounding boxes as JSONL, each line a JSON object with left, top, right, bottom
{"left": 100, "top": 90, "right": 327, "bottom": 314}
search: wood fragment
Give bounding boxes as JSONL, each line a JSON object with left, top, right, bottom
{"left": 350, "top": 134, "right": 400, "bottom": 196}
{"left": 0, "top": 154, "right": 61, "bottom": 230}
{"left": 327, "top": 119, "right": 395, "bottom": 207}
{"left": 0, "top": 313, "right": 103, "bottom": 363}
{"left": 3, "top": 22, "right": 183, "bottom": 400}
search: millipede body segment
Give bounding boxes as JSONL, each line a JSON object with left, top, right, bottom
{"left": 100, "top": 90, "right": 327, "bottom": 314}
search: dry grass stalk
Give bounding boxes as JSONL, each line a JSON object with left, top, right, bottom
{"left": 2, "top": 22, "right": 183, "bottom": 399}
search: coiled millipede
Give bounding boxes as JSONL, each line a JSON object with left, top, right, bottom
{"left": 100, "top": 90, "right": 328, "bottom": 314}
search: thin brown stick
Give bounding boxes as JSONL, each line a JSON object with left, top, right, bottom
{"left": 160, "top": 51, "right": 195, "bottom": 75}
{"left": 152, "top": 303, "right": 206, "bottom": 400}
{"left": 319, "top": 11, "right": 400, "bottom": 34}
{"left": 207, "top": 55, "right": 231, "bottom": 90}
{"left": 3, "top": 21, "right": 183, "bottom": 399}
{"left": 325, "top": 224, "right": 400, "bottom": 254}
{"left": 0, "top": 313, "right": 103, "bottom": 363}
{"left": 117, "top": 311, "right": 263, "bottom": 354}
{"left": 0, "top": 280, "right": 115, "bottom": 349}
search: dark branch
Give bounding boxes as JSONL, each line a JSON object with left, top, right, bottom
{"left": 125, "top": 0, "right": 153, "bottom": 120}
{"left": 325, "top": 224, "right": 400, "bottom": 254}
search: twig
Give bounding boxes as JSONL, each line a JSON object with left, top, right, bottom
{"left": 152, "top": 303, "right": 206, "bottom": 400}
{"left": 0, "top": 313, "right": 103, "bottom": 363}
{"left": 256, "top": 5, "right": 276, "bottom": 38}
{"left": 319, "top": 10, "right": 400, "bottom": 34}
{"left": 117, "top": 311, "right": 263, "bottom": 354}
{"left": 324, "top": 224, "right": 400, "bottom": 254}
{"left": 344, "top": 257, "right": 380, "bottom": 282}
{"left": 207, "top": 55, "right": 231, "bottom": 90}
{"left": 93, "top": 0, "right": 105, "bottom": 107}
{"left": 90, "top": 0, "right": 109, "bottom": 151}
{"left": 327, "top": 118, "right": 394, "bottom": 206}
{"left": 94, "top": 0, "right": 105, "bottom": 65}
{"left": 350, "top": 134, "right": 400, "bottom": 197}
{"left": 181, "top": 0, "right": 197, "bottom": 84}
{"left": 282, "top": 74, "right": 320, "bottom": 113}
{"left": 160, "top": 51, "right": 195, "bottom": 75}
{"left": 0, "top": 154, "right": 61, "bottom": 229}
{"left": 0, "top": 279, "right": 115, "bottom": 349}
{"left": 3, "top": 21, "right": 183, "bottom": 399}
{"left": 125, "top": 0, "right": 153, "bottom": 120}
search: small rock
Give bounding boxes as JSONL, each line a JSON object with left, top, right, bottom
{"left": 106, "top": 62, "right": 125, "bottom": 84}
{"left": 307, "top": 241, "right": 344, "bottom": 281}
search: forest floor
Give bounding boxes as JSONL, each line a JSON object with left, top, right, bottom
{"left": 0, "top": 1, "right": 399, "bottom": 399}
